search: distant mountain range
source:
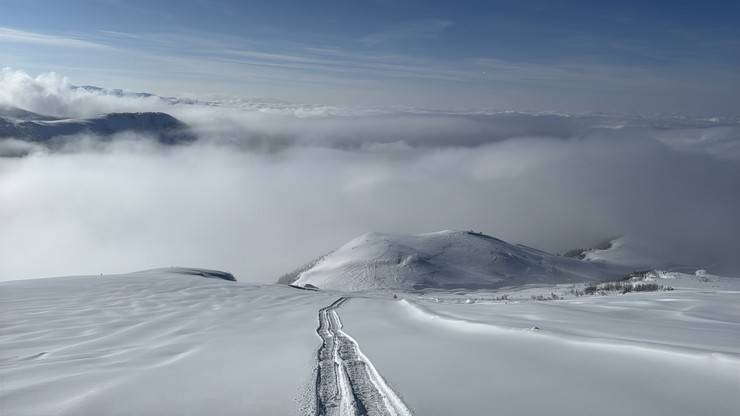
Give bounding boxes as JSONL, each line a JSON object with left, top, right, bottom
{"left": 72, "top": 85, "right": 204, "bottom": 106}
{"left": 0, "top": 105, "right": 195, "bottom": 152}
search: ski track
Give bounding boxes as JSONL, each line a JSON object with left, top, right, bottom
{"left": 314, "top": 297, "right": 413, "bottom": 416}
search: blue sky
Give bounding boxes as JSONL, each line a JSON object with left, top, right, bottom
{"left": 1, "top": 0, "right": 739, "bottom": 113}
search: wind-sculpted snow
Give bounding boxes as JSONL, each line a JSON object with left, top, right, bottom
{"left": 2, "top": 269, "right": 738, "bottom": 414}
{"left": 338, "top": 277, "right": 740, "bottom": 416}
{"left": 0, "top": 271, "right": 336, "bottom": 415}
{"left": 132, "top": 267, "right": 237, "bottom": 281}
{"left": 314, "top": 298, "right": 413, "bottom": 416}
{"left": 293, "top": 230, "right": 627, "bottom": 291}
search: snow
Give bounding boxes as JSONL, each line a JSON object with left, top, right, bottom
{"left": 340, "top": 277, "right": 740, "bottom": 415}
{"left": 132, "top": 267, "right": 237, "bottom": 281}
{"left": 1, "top": 268, "right": 738, "bottom": 415}
{"left": 294, "top": 230, "right": 628, "bottom": 291}
{"left": 0, "top": 270, "right": 336, "bottom": 415}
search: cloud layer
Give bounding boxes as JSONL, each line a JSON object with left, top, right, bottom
{"left": 1, "top": 70, "right": 739, "bottom": 281}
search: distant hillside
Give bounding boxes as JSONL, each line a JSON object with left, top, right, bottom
{"left": 285, "top": 230, "right": 628, "bottom": 291}
{"left": 0, "top": 106, "right": 195, "bottom": 149}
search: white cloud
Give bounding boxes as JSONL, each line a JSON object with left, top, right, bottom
{"left": 2, "top": 69, "right": 740, "bottom": 281}
{"left": 0, "top": 27, "right": 110, "bottom": 49}
{"left": 0, "top": 68, "right": 163, "bottom": 117}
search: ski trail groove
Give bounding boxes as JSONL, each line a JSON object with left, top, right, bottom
{"left": 314, "top": 297, "right": 413, "bottom": 416}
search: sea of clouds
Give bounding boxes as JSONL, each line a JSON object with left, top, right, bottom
{"left": 1, "top": 68, "right": 739, "bottom": 281}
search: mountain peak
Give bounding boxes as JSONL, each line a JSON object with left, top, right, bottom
{"left": 288, "top": 231, "right": 626, "bottom": 291}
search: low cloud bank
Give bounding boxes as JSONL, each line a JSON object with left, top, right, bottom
{"left": 1, "top": 69, "right": 739, "bottom": 281}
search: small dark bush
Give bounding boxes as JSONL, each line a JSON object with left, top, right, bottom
{"left": 632, "top": 283, "right": 660, "bottom": 292}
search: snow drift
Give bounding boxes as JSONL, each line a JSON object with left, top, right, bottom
{"left": 132, "top": 267, "right": 237, "bottom": 282}
{"left": 289, "top": 230, "right": 628, "bottom": 291}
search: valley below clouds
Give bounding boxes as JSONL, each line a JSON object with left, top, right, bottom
{"left": 2, "top": 68, "right": 739, "bottom": 282}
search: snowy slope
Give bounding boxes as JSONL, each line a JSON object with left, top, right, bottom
{"left": 0, "top": 105, "right": 60, "bottom": 121}
{"left": 0, "top": 269, "right": 336, "bottom": 415}
{"left": 292, "top": 230, "right": 628, "bottom": 291}
{"left": 341, "top": 276, "right": 740, "bottom": 416}
{"left": 2, "top": 268, "right": 738, "bottom": 415}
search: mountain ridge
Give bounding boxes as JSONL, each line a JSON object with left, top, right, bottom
{"left": 0, "top": 106, "right": 195, "bottom": 149}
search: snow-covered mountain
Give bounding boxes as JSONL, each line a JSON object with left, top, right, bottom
{"left": 0, "top": 105, "right": 195, "bottom": 147}
{"left": 287, "top": 230, "right": 629, "bottom": 291}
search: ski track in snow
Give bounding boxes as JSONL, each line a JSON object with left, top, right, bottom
{"left": 314, "top": 297, "right": 413, "bottom": 416}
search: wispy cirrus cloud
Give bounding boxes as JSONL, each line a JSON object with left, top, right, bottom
{"left": 4, "top": 22, "right": 738, "bottom": 113}
{"left": 0, "top": 27, "right": 111, "bottom": 49}
{"left": 360, "top": 19, "right": 453, "bottom": 46}
{"left": 89, "top": 30, "right": 482, "bottom": 83}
